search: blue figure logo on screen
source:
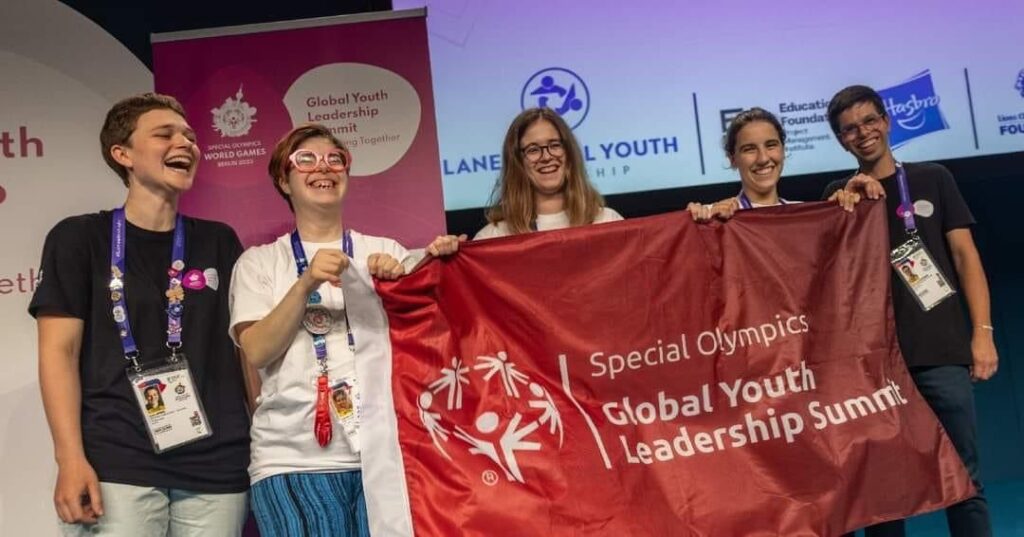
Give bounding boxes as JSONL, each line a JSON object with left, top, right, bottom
{"left": 521, "top": 67, "right": 590, "bottom": 129}
{"left": 1015, "top": 69, "right": 1024, "bottom": 98}
{"left": 878, "top": 70, "right": 948, "bottom": 148}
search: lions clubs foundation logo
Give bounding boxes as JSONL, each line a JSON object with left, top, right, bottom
{"left": 418, "top": 351, "right": 563, "bottom": 485}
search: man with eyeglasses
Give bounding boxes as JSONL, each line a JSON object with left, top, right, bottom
{"left": 823, "top": 85, "right": 996, "bottom": 537}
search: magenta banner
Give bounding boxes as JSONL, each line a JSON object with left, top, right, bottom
{"left": 153, "top": 10, "right": 445, "bottom": 248}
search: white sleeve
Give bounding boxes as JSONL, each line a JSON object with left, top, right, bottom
{"left": 473, "top": 223, "right": 502, "bottom": 240}
{"left": 228, "top": 248, "right": 276, "bottom": 347}
{"left": 387, "top": 238, "right": 411, "bottom": 264}
{"left": 599, "top": 207, "right": 625, "bottom": 223}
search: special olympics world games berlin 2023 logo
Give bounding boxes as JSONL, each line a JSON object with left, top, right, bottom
{"left": 211, "top": 86, "right": 257, "bottom": 138}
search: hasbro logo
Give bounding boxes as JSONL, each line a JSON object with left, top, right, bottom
{"left": 521, "top": 67, "right": 590, "bottom": 129}
{"left": 878, "top": 70, "right": 948, "bottom": 148}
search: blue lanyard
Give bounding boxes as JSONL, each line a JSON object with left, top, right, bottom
{"left": 110, "top": 208, "right": 186, "bottom": 369}
{"left": 738, "top": 191, "right": 787, "bottom": 210}
{"left": 289, "top": 230, "right": 356, "bottom": 370}
{"left": 893, "top": 163, "right": 917, "bottom": 235}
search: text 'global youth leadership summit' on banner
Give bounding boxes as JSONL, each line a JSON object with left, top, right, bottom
{"left": 360, "top": 201, "right": 974, "bottom": 536}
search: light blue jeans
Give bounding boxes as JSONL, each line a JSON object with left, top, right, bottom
{"left": 59, "top": 482, "right": 248, "bottom": 536}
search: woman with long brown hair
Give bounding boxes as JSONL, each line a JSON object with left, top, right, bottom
{"left": 475, "top": 107, "right": 622, "bottom": 239}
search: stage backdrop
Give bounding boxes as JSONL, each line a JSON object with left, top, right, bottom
{"left": 396, "top": 0, "right": 1024, "bottom": 211}
{"left": 0, "top": 1, "right": 151, "bottom": 534}
{"left": 358, "top": 201, "right": 974, "bottom": 536}
{"left": 152, "top": 9, "right": 445, "bottom": 249}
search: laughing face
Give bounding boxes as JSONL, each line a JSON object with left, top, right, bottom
{"left": 729, "top": 120, "right": 785, "bottom": 200}
{"left": 278, "top": 136, "right": 349, "bottom": 211}
{"left": 519, "top": 119, "right": 567, "bottom": 197}
{"left": 113, "top": 109, "right": 199, "bottom": 194}
{"left": 836, "top": 101, "right": 891, "bottom": 165}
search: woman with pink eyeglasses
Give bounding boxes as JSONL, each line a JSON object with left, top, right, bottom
{"left": 228, "top": 124, "right": 409, "bottom": 536}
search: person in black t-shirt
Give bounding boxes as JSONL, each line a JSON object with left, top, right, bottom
{"left": 824, "top": 85, "right": 996, "bottom": 537}
{"left": 28, "top": 93, "right": 251, "bottom": 536}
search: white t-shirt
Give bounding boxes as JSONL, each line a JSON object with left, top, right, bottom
{"left": 473, "top": 207, "right": 623, "bottom": 240}
{"left": 229, "top": 230, "right": 409, "bottom": 483}
{"left": 747, "top": 199, "right": 798, "bottom": 208}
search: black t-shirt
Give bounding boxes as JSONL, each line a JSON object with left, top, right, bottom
{"left": 29, "top": 211, "right": 250, "bottom": 492}
{"left": 823, "top": 162, "right": 975, "bottom": 367}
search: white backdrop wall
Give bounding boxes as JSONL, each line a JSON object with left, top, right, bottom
{"left": 0, "top": 1, "right": 150, "bottom": 533}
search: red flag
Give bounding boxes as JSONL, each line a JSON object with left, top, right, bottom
{"left": 371, "top": 201, "right": 973, "bottom": 536}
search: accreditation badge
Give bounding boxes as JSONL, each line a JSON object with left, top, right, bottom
{"left": 126, "top": 354, "right": 212, "bottom": 453}
{"left": 890, "top": 236, "right": 955, "bottom": 311}
{"left": 330, "top": 377, "right": 361, "bottom": 453}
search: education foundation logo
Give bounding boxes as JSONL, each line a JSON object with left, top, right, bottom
{"left": 878, "top": 70, "right": 948, "bottom": 148}
{"left": 417, "top": 351, "right": 564, "bottom": 485}
{"left": 718, "top": 101, "right": 833, "bottom": 154}
{"left": 211, "top": 86, "right": 257, "bottom": 138}
{"left": 520, "top": 67, "right": 590, "bottom": 129}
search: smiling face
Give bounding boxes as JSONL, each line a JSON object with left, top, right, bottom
{"left": 278, "top": 136, "right": 349, "bottom": 212}
{"left": 111, "top": 109, "right": 199, "bottom": 194}
{"left": 729, "top": 120, "right": 785, "bottom": 200}
{"left": 519, "top": 119, "right": 567, "bottom": 197}
{"left": 836, "top": 101, "right": 891, "bottom": 166}
{"left": 145, "top": 387, "right": 160, "bottom": 407}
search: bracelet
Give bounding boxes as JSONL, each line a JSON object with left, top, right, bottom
{"left": 977, "top": 324, "right": 994, "bottom": 331}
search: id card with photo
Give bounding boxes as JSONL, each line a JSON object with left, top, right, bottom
{"left": 127, "top": 355, "right": 212, "bottom": 453}
{"left": 330, "top": 377, "right": 361, "bottom": 453}
{"left": 890, "top": 237, "right": 955, "bottom": 311}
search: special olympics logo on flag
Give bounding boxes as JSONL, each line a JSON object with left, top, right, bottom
{"left": 879, "top": 70, "right": 949, "bottom": 148}
{"left": 417, "top": 351, "right": 564, "bottom": 484}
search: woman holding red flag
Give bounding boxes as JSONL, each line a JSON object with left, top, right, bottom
{"left": 686, "top": 107, "right": 869, "bottom": 221}
{"left": 475, "top": 107, "right": 623, "bottom": 238}
{"left": 228, "top": 124, "right": 408, "bottom": 536}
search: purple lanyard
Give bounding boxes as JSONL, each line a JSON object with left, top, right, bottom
{"left": 289, "top": 230, "right": 356, "bottom": 368}
{"left": 894, "top": 163, "right": 917, "bottom": 235}
{"left": 738, "top": 191, "right": 787, "bottom": 210}
{"left": 110, "top": 208, "right": 186, "bottom": 369}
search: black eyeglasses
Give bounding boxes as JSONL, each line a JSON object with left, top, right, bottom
{"left": 521, "top": 141, "right": 565, "bottom": 162}
{"left": 838, "top": 114, "right": 885, "bottom": 140}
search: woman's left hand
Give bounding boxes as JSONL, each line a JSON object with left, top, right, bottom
{"left": 368, "top": 253, "right": 406, "bottom": 280}
{"left": 426, "top": 234, "right": 467, "bottom": 256}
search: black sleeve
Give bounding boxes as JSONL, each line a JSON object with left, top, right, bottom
{"left": 28, "top": 217, "right": 92, "bottom": 319}
{"left": 934, "top": 165, "right": 975, "bottom": 232}
{"left": 221, "top": 223, "right": 244, "bottom": 269}
{"left": 821, "top": 179, "right": 846, "bottom": 201}
{"left": 219, "top": 222, "right": 245, "bottom": 290}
